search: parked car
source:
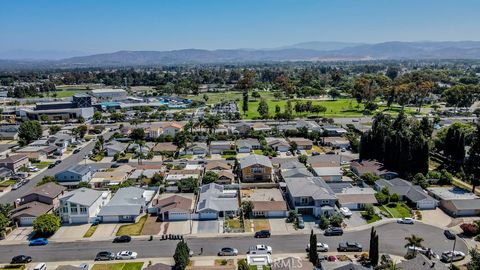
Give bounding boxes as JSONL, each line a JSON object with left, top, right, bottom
{"left": 327, "top": 255, "right": 337, "bottom": 262}
{"left": 113, "top": 235, "right": 131, "bottom": 243}
{"left": 441, "top": 251, "right": 465, "bottom": 262}
{"left": 73, "top": 149, "right": 81, "bottom": 154}
{"left": 29, "top": 238, "right": 48, "bottom": 246}
{"left": 54, "top": 160, "right": 62, "bottom": 165}
{"left": 12, "top": 182, "right": 23, "bottom": 190}
{"left": 95, "top": 251, "right": 115, "bottom": 261}
{"left": 254, "top": 230, "right": 271, "bottom": 238}
{"left": 297, "top": 215, "right": 305, "bottom": 229}
{"left": 338, "top": 242, "right": 362, "bottom": 252}
{"left": 397, "top": 217, "right": 414, "bottom": 224}
{"left": 11, "top": 255, "right": 32, "bottom": 264}
{"left": 218, "top": 247, "right": 238, "bottom": 256}
{"left": 339, "top": 207, "right": 352, "bottom": 217}
{"left": 247, "top": 245, "right": 272, "bottom": 255}
{"left": 28, "top": 167, "right": 39, "bottom": 172}
{"left": 306, "top": 242, "right": 329, "bottom": 252}
{"left": 324, "top": 227, "right": 343, "bottom": 236}
{"left": 444, "top": 230, "right": 456, "bottom": 240}
{"left": 116, "top": 251, "right": 137, "bottom": 260}
{"left": 110, "top": 163, "right": 120, "bottom": 168}
{"left": 48, "top": 164, "right": 56, "bottom": 169}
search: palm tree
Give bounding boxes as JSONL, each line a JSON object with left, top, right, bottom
{"left": 203, "top": 114, "right": 221, "bottom": 134}
{"left": 404, "top": 234, "right": 424, "bottom": 248}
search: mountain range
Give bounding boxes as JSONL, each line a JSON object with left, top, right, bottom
{"left": 2, "top": 41, "right": 480, "bottom": 69}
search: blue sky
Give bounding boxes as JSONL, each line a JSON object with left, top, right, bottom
{"left": 1, "top": 0, "right": 479, "bottom": 54}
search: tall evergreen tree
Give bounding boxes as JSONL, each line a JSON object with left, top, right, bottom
{"left": 309, "top": 229, "right": 318, "bottom": 265}
{"left": 369, "top": 227, "right": 379, "bottom": 266}
{"left": 173, "top": 240, "right": 190, "bottom": 270}
{"left": 242, "top": 90, "right": 249, "bottom": 114}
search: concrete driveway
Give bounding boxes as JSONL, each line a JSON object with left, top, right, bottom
{"left": 165, "top": 221, "right": 191, "bottom": 235}
{"left": 420, "top": 209, "right": 452, "bottom": 228}
{"left": 91, "top": 224, "right": 120, "bottom": 239}
{"left": 50, "top": 224, "right": 91, "bottom": 240}
{"left": 268, "top": 218, "right": 290, "bottom": 234}
{"left": 343, "top": 211, "right": 367, "bottom": 228}
{"left": 193, "top": 220, "right": 220, "bottom": 234}
{"left": 5, "top": 227, "right": 33, "bottom": 241}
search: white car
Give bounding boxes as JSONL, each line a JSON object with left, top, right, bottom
{"left": 28, "top": 167, "right": 39, "bottom": 172}
{"left": 441, "top": 251, "right": 465, "bottom": 262}
{"left": 116, "top": 251, "right": 137, "bottom": 260}
{"left": 339, "top": 207, "right": 352, "bottom": 217}
{"left": 397, "top": 217, "right": 414, "bottom": 224}
{"left": 248, "top": 244, "right": 272, "bottom": 254}
{"left": 306, "top": 242, "right": 329, "bottom": 252}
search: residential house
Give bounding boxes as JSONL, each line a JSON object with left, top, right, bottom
{"left": 427, "top": 186, "right": 480, "bottom": 217}
{"left": 252, "top": 122, "right": 271, "bottom": 132}
{"left": 162, "top": 122, "right": 183, "bottom": 136}
{"left": 266, "top": 137, "right": 290, "bottom": 152}
{"left": 180, "top": 142, "right": 208, "bottom": 156}
{"left": 280, "top": 167, "right": 313, "bottom": 179}
{"left": 323, "top": 137, "right": 350, "bottom": 149}
{"left": 147, "top": 127, "right": 163, "bottom": 140}
{"left": 0, "top": 125, "right": 19, "bottom": 140}
{"left": 238, "top": 154, "right": 273, "bottom": 182}
{"left": 313, "top": 167, "right": 343, "bottom": 182}
{"left": 59, "top": 188, "right": 111, "bottom": 224}
{"left": 19, "top": 182, "right": 66, "bottom": 208}
{"left": 216, "top": 170, "right": 235, "bottom": 185}
{"left": 322, "top": 125, "right": 348, "bottom": 136}
{"left": 319, "top": 262, "right": 369, "bottom": 270}
{"left": 335, "top": 186, "right": 378, "bottom": 210}
{"left": 205, "top": 161, "right": 232, "bottom": 171}
{"left": 236, "top": 138, "right": 261, "bottom": 153}
{"left": 97, "top": 187, "right": 154, "bottom": 223}
{"left": 55, "top": 165, "right": 94, "bottom": 187}
{"left": 105, "top": 141, "right": 128, "bottom": 157}
{"left": 152, "top": 142, "right": 177, "bottom": 155}
{"left": 285, "top": 177, "right": 337, "bottom": 216}
{"left": 233, "top": 122, "right": 251, "bottom": 135}
{"left": 165, "top": 169, "right": 202, "bottom": 192}
{"left": 152, "top": 194, "right": 193, "bottom": 221}
{"left": 10, "top": 201, "right": 54, "bottom": 226}
{"left": 0, "top": 167, "right": 13, "bottom": 180}
{"left": 252, "top": 201, "right": 288, "bottom": 218}
{"left": 375, "top": 178, "right": 438, "bottom": 209}
{"left": 196, "top": 183, "right": 239, "bottom": 219}
{"left": 350, "top": 160, "right": 398, "bottom": 179}
{"left": 0, "top": 154, "right": 29, "bottom": 173}
{"left": 209, "top": 141, "right": 233, "bottom": 154}
{"left": 396, "top": 254, "right": 448, "bottom": 270}
{"left": 295, "top": 120, "right": 322, "bottom": 132}
{"left": 15, "top": 145, "right": 55, "bottom": 160}
{"left": 288, "top": 137, "right": 313, "bottom": 150}
{"left": 90, "top": 165, "right": 135, "bottom": 188}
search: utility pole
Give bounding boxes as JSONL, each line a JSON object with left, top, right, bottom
{"left": 450, "top": 236, "right": 457, "bottom": 269}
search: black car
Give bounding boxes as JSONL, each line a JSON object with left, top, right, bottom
{"left": 11, "top": 255, "right": 32, "bottom": 264}
{"left": 110, "top": 163, "right": 120, "bottom": 168}
{"left": 73, "top": 149, "right": 81, "bottom": 154}
{"left": 54, "top": 160, "right": 62, "bottom": 165}
{"left": 444, "top": 230, "right": 456, "bottom": 240}
{"left": 113, "top": 235, "right": 132, "bottom": 243}
{"left": 338, "top": 242, "right": 363, "bottom": 252}
{"left": 254, "top": 230, "right": 271, "bottom": 238}
{"left": 95, "top": 251, "right": 115, "bottom": 261}
{"left": 324, "top": 227, "right": 343, "bottom": 236}
{"left": 48, "top": 164, "right": 56, "bottom": 169}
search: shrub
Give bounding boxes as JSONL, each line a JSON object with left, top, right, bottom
{"left": 460, "top": 223, "right": 479, "bottom": 236}
{"left": 33, "top": 213, "right": 60, "bottom": 236}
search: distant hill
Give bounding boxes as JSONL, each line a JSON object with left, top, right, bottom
{"left": 2, "top": 41, "right": 480, "bottom": 69}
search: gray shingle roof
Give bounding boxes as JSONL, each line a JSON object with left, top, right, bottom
{"left": 239, "top": 154, "right": 272, "bottom": 169}
{"left": 60, "top": 188, "right": 104, "bottom": 206}
{"left": 66, "top": 165, "right": 91, "bottom": 176}
{"left": 285, "top": 177, "right": 337, "bottom": 200}
{"left": 396, "top": 254, "right": 448, "bottom": 270}
{"left": 98, "top": 187, "right": 145, "bottom": 216}
{"left": 196, "top": 183, "right": 238, "bottom": 213}
{"left": 375, "top": 178, "right": 436, "bottom": 203}
{"left": 281, "top": 168, "right": 313, "bottom": 178}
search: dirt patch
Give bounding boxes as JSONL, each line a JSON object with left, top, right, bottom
{"left": 141, "top": 215, "right": 161, "bottom": 235}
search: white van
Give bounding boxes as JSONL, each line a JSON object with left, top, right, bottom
{"left": 33, "top": 263, "right": 46, "bottom": 270}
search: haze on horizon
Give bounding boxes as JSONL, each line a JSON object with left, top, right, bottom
{"left": 1, "top": 0, "right": 480, "bottom": 59}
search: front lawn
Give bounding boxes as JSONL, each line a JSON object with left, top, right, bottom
{"left": 378, "top": 203, "right": 411, "bottom": 218}
{"left": 252, "top": 219, "right": 270, "bottom": 231}
{"left": 32, "top": 161, "right": 52, "bottom": 169}
{"left": 224, "top": 218, "right": 243, "bottom": 231}
{"left": 90, "top": 153, "right": 105, "bottom": 162}
{"left": 116, "top": 215, "right": 147, "bottom": 236}
{"left": 91, "top": 263, "right": 144, "bottom": 270}
{"left": 0, "top": 180, "right": 16, "bottom": 187}
{"left": 361, "top": 212, "right": 382, "bottom": 223}
{"left": 83, "top": 224, "right": 98, "bottom": 238}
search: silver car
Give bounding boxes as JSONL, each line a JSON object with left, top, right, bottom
{"left": 218, "top": 247, "right": 238, "bottom": 256}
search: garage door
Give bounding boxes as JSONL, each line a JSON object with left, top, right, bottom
{"left": 342, "top": 203, "right": 360, "bottom": 210}
{"left": 417, "top": 201, "right": 437, "bottom": 210}
{"left": 169, "top": 212, "right": 189, "bottom": 221}
{"left": 297, "top": 208, "right": 313, "bottom": 215}
{"left": 20, "top": 217, "right": 35, "bottom": 226}
{"left": 70, "top": 216, "right": 88, "bottom": 224}
{"left": 100, "top": 216, "right": 119, "bottom": 223}
{"left": 199, "top": 212, "right": 217, "bottom": 220}
{"left": 266, "top": 211, "right": 287, "bottom": 218}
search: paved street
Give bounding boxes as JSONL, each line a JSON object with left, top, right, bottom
{"left": 0, "top": 131, "right": 114, "bottom": 204}
{"left": 0, "top": 222, "right": 466, "bottom": 263}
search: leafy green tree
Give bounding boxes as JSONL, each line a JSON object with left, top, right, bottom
{"left": 412, "top": 173, "right": 428, "bottom": 189}
{"left": 468, "top": 248, "right": 480, "bottom": 270}
{"left": 19, "top": 120, "right": 42, "bottom": 145}
{"left": 49, "top": 125, "right": 61, "bottom": 135}
{"left": 0, "top": 204, "right": 13, "bottom": 217}
{"left": 37, "top": 176, "right": 57, "bottom": 186}
{"left": 173, "top": 240, "right": 190, "bottom": 270}
{"left": 40, "top": 114, "right": 49, "bottom": 122}
{"left": 466, "top": 123, "right": 480, "bottom": 193}
{"left": 390, "top": 193, "right": 400, "bottom": 203}
{"left": 257, "top": 99, "right": 269, "bottom": 119}
{"left": 178, "top": 177, "right": 198, "bottom": 192}
{"left": 361, "top": 172, "right": 380, "bottom": 185}
{"left": 73, "top": 125, "right": 88, "bottom": 138}
{"left": 298, "top": 154, "right": 308, "bottom": 165}
{"left": 241, "top": 201, "right": 253, "bottom": 218}
{"left": 0, "top": 213, "right": 10, "bottom": 236}
{"left": 202, "top": 171, "right": 219, "bottom": 184}
{"left": 309, "top": 229, "right": 318, "bottom": 265}
{"left": 329, "top": 214, "right": 343, "bottom": 227}
{"left": 173, "top": 132, "right": 188, "bottom": 151}
{"left": 364, "top": 204, "right": 376, "bottom": 219}
{"left": 237, "top": 259, "right": 249, "bottom": 270}
{"left": 33, "top": 213, "right": 60, "bottom": 236}
{"left": 93, "top": 111, "right": 103, "bottom": 121}
{"left": 130, "top": 128, "right": 146, "bottom": 141}
{"left": 319, "top": 215, "right": 330, "bottom": 230}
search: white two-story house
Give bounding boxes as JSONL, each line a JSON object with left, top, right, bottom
{"left": 285, "top": 177, "right": 337, "bottom": 217}
{"left": 59, "top": 188, "right": 111, "bottom": 224}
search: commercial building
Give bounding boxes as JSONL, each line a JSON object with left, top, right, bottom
{"left": 19, "top": 94, "right": 94, "bottom": 121}
{"left": 89, "top": 88, "right": 127, "bottom": 100}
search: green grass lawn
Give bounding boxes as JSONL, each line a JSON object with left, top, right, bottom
{"left": 224, "top": 218, "right": 243, "bottom": 230}
{"left": 361, "top": 212, "right": 382, "bottom": 223}
{"left": 379, "top": 203, "right": 411, "bottom": 218}
{"left": 0, "top": 180, "right": 16, "bottom": 187}
{"left": 221, "top": 154, "right": 237, "bottom": 159}
{"left": 90, "top": 153, "right": 105, "bottom": 162}
{"left": 83, "top": 225, "right": 98, "bottom": 238}
{"left": 91, "top": 263, "right": 144, "bottom": 270}
{"left": 253, "top": 149, "right": 263, "bottom": 155}
{"left": 32, "top": 161, "right": 52, "bottom": 169}
{"left": 116, "top": 215, "right": 147, "bottom": 236}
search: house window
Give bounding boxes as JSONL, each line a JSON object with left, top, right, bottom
{"left": 250, "top": 167, "right": 263, "bottom": 174}
{"left": 80, "top": 207, "right": 87, "bottom": 214}
{"left": 70, "top": 203, "right": 78, "bottom": 214}
{"left": 62, "top": 206, "right": 68, "bottom": 213}
{"left": 300, "top": 197, "right": 309, "bottom": 205}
